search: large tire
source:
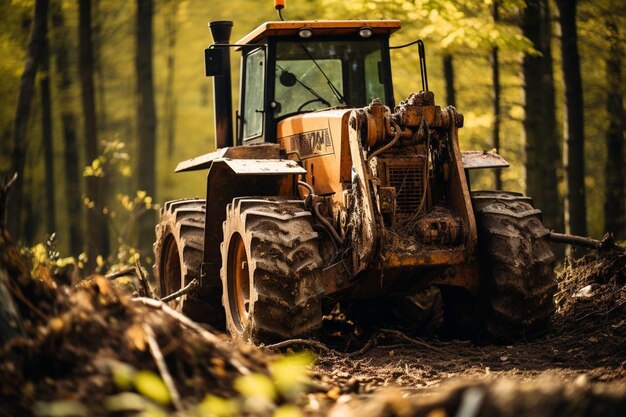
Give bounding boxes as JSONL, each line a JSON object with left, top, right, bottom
{"left": 220, "top": 197, "right": 324, "bottom": 344}
{"left": 153, "top": 198, "right": 224, "bottom": 328}
{"left": 472, "top": 191, "right": 557, "bottom": 341}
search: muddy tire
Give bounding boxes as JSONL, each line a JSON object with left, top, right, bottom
{"left": 472, "top": 191, "right": 557, "bottom": 341}
{"left": 220, "top": 197, "right": 324, "bottom": 344}
{"left": 153, "top": 198, "right": 224, "bottom": 328}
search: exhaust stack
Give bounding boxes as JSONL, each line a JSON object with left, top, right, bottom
{"left": 208, "top": 20, "right": 234, "bottom": 148}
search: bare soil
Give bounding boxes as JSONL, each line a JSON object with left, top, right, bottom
{"left": 309, "top": 248, "right": 626, "bottom": 416}
{"left": 1, "top": 232, "right": 624, "bottom": 416}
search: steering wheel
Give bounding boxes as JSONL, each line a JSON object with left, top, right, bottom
{"left": 297, "top": 98, "right": 328, "bottom": 112}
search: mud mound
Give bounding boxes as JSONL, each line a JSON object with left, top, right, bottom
{"left": 554, "top": 249, "right": 626, "bottom": 333}
{"left": 0, "top": 275, "right": 269, "bottom": 416}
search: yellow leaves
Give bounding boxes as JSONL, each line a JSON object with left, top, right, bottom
{"left": 134, "top": 371, "right": 171, "bottom": 406}
{"left": 198, "top": 395, "right": 238, "bottom": 417}
{"left": 83, "top": 157, "right": 105, "bottom": 177}
{"left": 118, "top": 194, "right": 135, "bottom": 211}
{"left": 111, "top": 362, "right": 136, "bottom": 391}
{"left": 83, "top": 197, "right": 95, "bottom": 209}
{"left": 117, "top": 191, "right": 155, "bottom": 213}
{"left": 235, "top": 373, "right": 276, "bottom": 401}
{"left": 125, "top": 323, "right": 147, "bottom": 351}
{"left": 108, "top": 363, "right": 171, "bottom": 412}
{"left": 273, "top": 405, "right": 303, "bottom": 417}
{"left": 31, "top": 243, "right": 47, "bottom": 264}
{"left": 49, "top": 317, "right": 64, "bottom": 333}
{"left": 268, "top": 352, "right": 314, "bottom": 401}
{"left": 32, "top": 400, "right": 88, "bottom": 417}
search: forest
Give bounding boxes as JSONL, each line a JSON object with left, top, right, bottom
{"left": 0, "top": 0, "right": 625, "bottom": 416}
{"left": 0, "top": 0, "right": 624, "bottom": 266}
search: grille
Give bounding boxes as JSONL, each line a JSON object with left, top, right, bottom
{"left": 387, "top": 161, "right": 425, "bottom": 214}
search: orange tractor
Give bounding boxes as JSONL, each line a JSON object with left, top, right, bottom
{"left": 153, "top": 14, "right": 556, "bottom": 344}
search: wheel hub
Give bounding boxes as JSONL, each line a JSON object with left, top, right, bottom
{"left": 230, "top": 234, "right": 250, "bottom": 329}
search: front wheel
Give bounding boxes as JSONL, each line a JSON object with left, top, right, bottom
{"left": 220, "top": 197, "right": 324, "bottom": 344}
{"left": 472, "top": 191, "right": 557, "bottom": 341}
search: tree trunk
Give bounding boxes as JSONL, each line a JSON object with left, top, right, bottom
{"left": 556, "top": 0, "right": 587, "bottom": 239}
{"left": 136, "top": 0, "right": 157, "bottom": 254}
{"left": 94, "top": 0, "right": 107, "bottom": 133}
{"left": 40, "top": 16, "right": 56, "bottom": 236}
{"left": 491, "top": 0, "right": 502, "bottom": 190}
{"left": 442, "top": 54, "right": 455, "bottom": 108}
{"left": 79, "top": 0, "right": 109, "bottom": 269}
{"left": 522, "top": 0, "right": 563, "bottom": 238}
{"left": 603, "top": 11, "right": 625, "bottom": 239}
{"left": 7, "top": 0, "right": 48, "bottom": 241}
{"left": 52, "top": 0, "right": 83, "bottom": 256}
{"left": 164, "top": 3, "right": 178, "bottom": 158}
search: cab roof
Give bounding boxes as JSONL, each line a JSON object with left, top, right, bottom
{"left": 236, "top": 20, "right": 402, "bottom": 45}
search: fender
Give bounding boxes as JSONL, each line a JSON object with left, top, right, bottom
{"left": 461, "top": 150, "right": 509, "bottom": 170}
{"left": 173, "top": 143, "right": 306, "bottom": 287}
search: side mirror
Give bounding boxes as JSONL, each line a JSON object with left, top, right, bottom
{"left": 204, "top": 47, "right": 224, "bottom": 77}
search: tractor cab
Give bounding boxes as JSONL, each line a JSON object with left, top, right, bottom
{"left": 205, "top": 20, "right": 401, "bottom": 147}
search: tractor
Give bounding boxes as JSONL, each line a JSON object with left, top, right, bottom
{"left": 153, "top": 9, "right": 556, "bottom": 344}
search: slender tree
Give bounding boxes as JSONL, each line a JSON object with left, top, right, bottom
{"left": 491, "top": 0, "right": 502, "bottom": 190}
{"left": 521, "top": 0, "right": 563, "bottom": 235}
{"left": 603, "top": 8, "right": 625, "bottom": 239}
{"left": 136, "top": 0, "right": 157, "bottom": 252}
{"left": 7, "top": 0, "right": 48, "bottom": 241}
{"left": 52, "top": 0, "right": 83, "bottom": 256}
{"left": 556, "top": 0, "right": 587, "bottom": 238}
{"left": 40, "top": 10, "right": 56, "bottom": 236}
{"left": 79, "top": 0, "right": 109, "bottom": 268}
{"left": 164, "top": 1, "right": 178, "bottom": 158}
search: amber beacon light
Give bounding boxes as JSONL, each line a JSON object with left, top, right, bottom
{"left": 275, "top": 0, "right": 286, "bottom": 20}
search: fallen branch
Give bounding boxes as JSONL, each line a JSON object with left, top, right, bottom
{"left": 549, "top": 232, "right": 624, "bottom": 252}
{"left": 105, "top": 267, "right": 136, "bottom": 280}
{"left": 347, "top": 334, "right": 378, "bottom": 357}
{"left": 135, "top": 260, "right": 157, "bottom": 299}
{"left": 264, "top": 338, "right": 335, "bottom": 354}
{"left": 265, "top": 334, "right": 379, "bottom": 357}
{"left": 378, "top": 328, "right": 441, "bottom": 352}
{"left": 3, "top": 277, "right": 47, "bottom": 322}
{"left": 143, "top": 323, "right": 183, "bottom": 412}
{"left": 160, "top": 279, "right": 198, "bottom": 303}
{"left": 132, "top": 297, "right": 250, "bottom": 375}
{"left": 0, "top": 172, "right": 17, "bottom": 231}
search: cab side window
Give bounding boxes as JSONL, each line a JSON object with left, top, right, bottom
{"left": 243, "top": 48, "right": 265, "bottom": 140}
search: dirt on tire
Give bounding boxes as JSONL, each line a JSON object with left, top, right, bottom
{"left": 220, "top": 197, "right": 325, "bottom": 344}
{"left": 472, "top": 191, "right": 557, "bottom": 341}
{"left": 153, "top": 198, "right": 225, "bottom": 327}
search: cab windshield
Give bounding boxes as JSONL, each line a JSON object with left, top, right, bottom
{"left": 273, "top": 39, "right": 387, "bottom": 119}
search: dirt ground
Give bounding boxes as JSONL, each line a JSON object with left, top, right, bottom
{"left": 309, "top": 248, "right": 626, "bottom": 416}
{"left": 1, "top": 231, "right": 624, "bottom": 416}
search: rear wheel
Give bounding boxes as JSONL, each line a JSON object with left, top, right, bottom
{"left": 472, "top": 191, "right": 557, "bottom": 341}
{"left": 153, "top": 198, "right": 224, "bottom": 328}
{"left": 221, "top": 197, "right": 324, "bottom": 344}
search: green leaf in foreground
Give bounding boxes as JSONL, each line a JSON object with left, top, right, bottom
{"left": 134, "top": 370, "right": 171, "bottom": 405}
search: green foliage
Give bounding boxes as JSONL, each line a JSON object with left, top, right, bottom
{"left": 194, "top": 352, "right": 315, "bottom": 417}
{"left": 82, "top": 138, "right": 159, "bottom": 266}
{"left": 32, "top": 400, "right": 88, "bottom": 417}
{"left": 103, "top": 352, "right": 314, "bottom": 416}
{"left": 0, "top": 0, "right": 624, "bottom": 254}
{"left": 134, "top": 370, "right": 172, "bottom": 406}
